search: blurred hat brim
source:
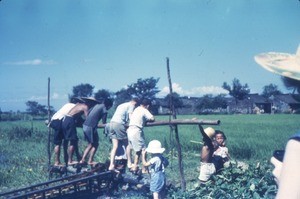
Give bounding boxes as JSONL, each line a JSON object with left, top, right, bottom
{"left": 254, "top": 47, "right": 300, "bottom": 81}
{"left": 81, "top": 97, "right": 100, "bottom": 104}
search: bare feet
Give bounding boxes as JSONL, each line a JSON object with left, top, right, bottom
{"left": 88, "top": 161, "right": 98, "bottom": 166}
{"left": 127, "top": 163, "right": 133, "bottom": 169}
{"left": 79, "top": 160, "right": 87, "bottom": 166}
{"left": 54, "top": 163, "right": 64, "bottom": 167}
{"left": 108, "top": 164, "right": 115, "bottom": 171}
{"left": 129, "top": 164, "right": 138, "bottom": 174}
{"left": 68, "top": 161, "right": 78, "bottom": 165}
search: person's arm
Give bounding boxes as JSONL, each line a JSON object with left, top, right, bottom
{"left": 224, "top": 147, "right": 231, "bottom": 160}
{"left": 272, "top": 139, "right": 300, "bottom": 199}
{"left": 145, "top": 109, "right": 155, "bottom": 122}
{"left": 141, "top": 149, "right": 151, "bottom": 167}
{"left": 201, "top": 145, "right": 213, "bottom": 163}
{"left": 101, "top": 113, "right": 108, "bottom": 124}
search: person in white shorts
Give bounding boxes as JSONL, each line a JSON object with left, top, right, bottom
{"left": 126, "top": 98, "right": 155, "bottom": 173}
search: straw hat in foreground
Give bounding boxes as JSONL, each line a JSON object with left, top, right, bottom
{"left": 254, "top": 45, "right": 300, "bottom": 81}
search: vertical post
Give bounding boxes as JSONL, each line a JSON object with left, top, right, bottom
{"left": 166, "top": 57, "right": 186, "bottom": 190}
{"left": 47, "top": 77, "right": 51, "bottom": 167}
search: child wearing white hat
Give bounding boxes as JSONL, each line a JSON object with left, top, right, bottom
{"left": 142, "top": 140, "right": 169, "bottom": 199}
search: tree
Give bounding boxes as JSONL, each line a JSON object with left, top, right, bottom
{"left": 164, "top": 92, "right": 184, "bottom": 113}
{"left": 26, "top": 101, "right": 48, "bottom": 116}
{"left": 126, "top": 77, "right": 160, "bottom": 101}
{"left": 213, "top": 94, "right": 228, "bottom": 109}
{"left": 222, "top": 78, "right": 250, "bottom": 104}
{"left": 114, "top": 89, "right": 133, "bottom": 107}
{"left": 196, "top": 94, "right": 227, "bottom": 114}
{"left": 281, "top": 76, "right": 300, "bottom": 94}
{"left": 261, "top": 84, "right": 282, "bottom": 98}
{"left": 70, "top": 83, "right": 94, "bottom": 99}
{"left": 115, "top": 77, "right": 160, "bottom": 113}
{"left": 196, "top": 95, "right": 214, "bottom": 112}
{"left": 94, "top": 89, "right": 113, "bottom": 103}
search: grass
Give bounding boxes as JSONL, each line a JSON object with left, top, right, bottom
{"left": 0, "top": 114, "right": 300, "bottom": 197}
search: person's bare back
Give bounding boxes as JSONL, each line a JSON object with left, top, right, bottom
{"left": 67, "top": 103, "right": 89, "bottom": 117}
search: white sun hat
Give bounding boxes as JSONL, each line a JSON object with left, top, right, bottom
{"left": 254, "top": 45, "right": 300, "bottom": 81}
{"left": 146, "top": 140, "right": 165, "bottom": 154}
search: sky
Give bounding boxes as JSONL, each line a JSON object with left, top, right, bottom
{"left": 1, "top": 0, "right": 300, "bottom": 112}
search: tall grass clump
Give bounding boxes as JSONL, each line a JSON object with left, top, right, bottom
{"left": 0, "top": 121, "right": 49, "bottom": 192}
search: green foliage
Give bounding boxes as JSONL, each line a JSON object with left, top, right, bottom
{"left": 169, "top": 161, "right": 276, "bottom": 198}
{"left": 114, "top": 88, "right": 133, "bottom": 107}
{"left": 196, "top": 94, "right": 227, "bottom": 114}
{"left": 223, "top": 78, "right": 250, "bottom": 102}
{"left": 126, "top": 77, "right": 160, "bottom": 101}
{"left": 114, "top": 77, "right": 161, "bottom": 113}
{"left": 71, "top": 83, "right": 94, "bottom": 98}
{"left": 261, "top": 84, "right": 282, "bottom": 98}
{"left": 94, "top": 89, "right": 113, "bottom": 103}
{"left": 0, "top": 122, "right": 49, "bottom": 191}
{"left": 25, "top": 101, "right": 50, "bottom": 116}
{"left": 164, "top": 92, "right": 184, "bottom": 111}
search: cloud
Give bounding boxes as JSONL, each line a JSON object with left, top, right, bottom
{"left": 52, "top": 93, "right": 68, "bottom": 100}
{"left": 3, "top": 59, "right": 56, "bottom": 66}
{"left": 158, "top": 82, "right": 228, "bottom": 97}
{"left": 52, "top": 92, "right": 60, "bottom": 99}
{"left": 29, "top": 95, "right": 47, "bottom": 101}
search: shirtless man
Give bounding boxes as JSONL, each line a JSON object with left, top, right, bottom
{"left": 61, "top": 100, "right": 90, "bottom": 165}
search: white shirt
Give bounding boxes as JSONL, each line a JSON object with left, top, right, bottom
{"left": 213, "top": 146, "right": 229, "bottom": 159}
{"left": 128, "top": 106, "right": 154, "bottom": 129}
{"left": 110, "top": 102, "right": 135, "bottom": 124}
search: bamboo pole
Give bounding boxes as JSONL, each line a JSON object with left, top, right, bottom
{"left": 97, "top": 119, "right": 220, "bottom": 128}
{"left": 166, "top": 57, "right": 186, "bottom": 191}
{"left": 47, "top": 77, "right": 51, "bottom": 167}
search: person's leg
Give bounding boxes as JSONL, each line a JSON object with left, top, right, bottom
{"left": 87, "top": 143, "right": 98, "bottom": 165}
{"left": 54, "top": 144, "right": 61, "bottom": 166}
{"left": 132, "top": 150, "right": 141, "bottom": 171}
{"left": 63, "top": 140, "right": 69, "bottom": 166}
{"left": 66, "top": 118, "right": 78, "bottom": 165}
{"left": 126, "top": 144, "right": 133, "bottom": 168}
{"left": 153, "top": 192, "right": 159, "bottom": 199}
{"left": 74, "top": 140, "right": 82, "bottom": 161}
{"left": 109, "top": 138, "right": 118, "bottom": 170}
{"left": 81, "top": 143, "right": 92, "bottom": 163}
{"left": 68, "top": 144, "right": 75, "bottom": 164}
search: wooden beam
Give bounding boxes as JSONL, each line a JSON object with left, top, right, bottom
{"left": 98, "top": 119, "right": 220, "bottom": 128}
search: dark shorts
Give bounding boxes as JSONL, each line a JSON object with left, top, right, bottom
{"left": 109, "top": 122, "right": 127, "bottom": 140}
{"left": 83, "top": 125, "right": 99, "bottom": 144}
{"left": 62, "top": 116, "right": 78, "bottom": 141}
{"left": 50, "top": 119, "right": 64, "bottom": 145}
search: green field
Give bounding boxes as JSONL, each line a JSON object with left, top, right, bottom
{"left": 1, "top": 114, "right": 300, "bottom": 198}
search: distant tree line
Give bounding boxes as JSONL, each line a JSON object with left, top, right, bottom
{"left": 1, "top": 76, "right": 299, "bottom": 121}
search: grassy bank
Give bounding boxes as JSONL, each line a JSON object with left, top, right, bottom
{"left": 0, "top": 114, "right": 299, "bottom": 197}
